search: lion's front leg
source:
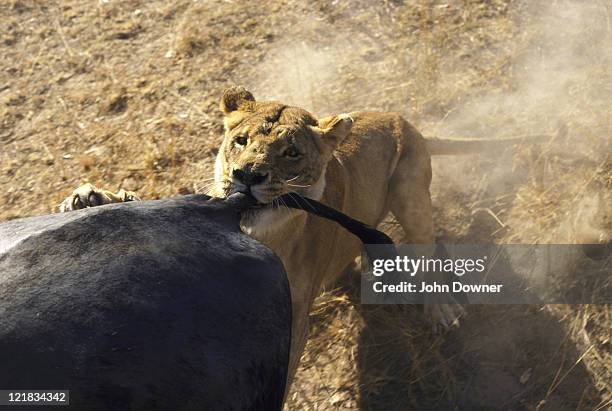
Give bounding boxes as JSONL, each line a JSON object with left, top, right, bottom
{"left": 59, "top": 183, "right": 140, "bottom": 212}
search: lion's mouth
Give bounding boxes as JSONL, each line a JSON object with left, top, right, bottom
{"left": 225, "top": 182, "right": 285, "bottom": 206}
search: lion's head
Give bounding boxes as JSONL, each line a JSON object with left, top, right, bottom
{"left": 213, "top": 86, "right": 353, "bottom": 235}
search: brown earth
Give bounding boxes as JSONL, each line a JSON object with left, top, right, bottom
{"left": 1, "top": 1, "right": 610, "bottom": 410}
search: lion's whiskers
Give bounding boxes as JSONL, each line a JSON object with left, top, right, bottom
{"left": 194, "top": 182, "right": 214, "bottom": 194}
{"left": 195, "top": 178, "right": 225, "bottom": 195}
{"left": 288, "top": 192, "right": 317, "bottom": 213}
{"left": 285, "top": 175, "right": 301, "bottom": 183}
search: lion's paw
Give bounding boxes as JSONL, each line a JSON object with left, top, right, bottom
{"left": 59, "top": 183, "right": 139, "bottom": 212}
{"left": 424, "top": 303, "right": 465, "bottom": 333}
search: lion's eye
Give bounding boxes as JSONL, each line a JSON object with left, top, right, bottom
{"left": 284, "top": 147, "right": 300, "bottom": 158}
{"left": 235, "top": 136, "right": 248, "bottom": 146}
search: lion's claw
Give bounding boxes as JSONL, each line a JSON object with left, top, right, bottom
{"left": 425, "top": 303, "right": 466, "bottom": 333}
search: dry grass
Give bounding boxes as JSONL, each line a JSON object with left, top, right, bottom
{"left": 1, "top": 0, "right": 610, "bottom": 409}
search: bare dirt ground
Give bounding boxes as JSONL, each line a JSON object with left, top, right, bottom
{"left": 1, "top": 0, "right": 610, "bottom": 409}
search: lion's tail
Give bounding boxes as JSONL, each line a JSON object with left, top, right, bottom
{"left": 424, "top": 135, "right": 552, "bottom": 156}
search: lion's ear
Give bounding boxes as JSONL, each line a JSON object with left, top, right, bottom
{"left": 219, "top": 86, "right": 256, "bottom": 114}
{"left": 310, "top": 114, "right": 354, "bottom": 152}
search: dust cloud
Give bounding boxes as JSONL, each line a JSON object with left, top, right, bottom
{"left": 230, "top": 2, "right": 610, "bottom": 406}
{"left": 241, "top": 0, "right": 610, "bottom": 245}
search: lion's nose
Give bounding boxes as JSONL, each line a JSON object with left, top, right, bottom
{"left": 232, "top": 169, "right": 268, "bottom": 186}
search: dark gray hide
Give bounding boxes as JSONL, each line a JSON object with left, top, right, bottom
{"left": 0, "top": 195, "right": 291, "bottom": 411}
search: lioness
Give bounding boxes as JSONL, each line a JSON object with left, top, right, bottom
{"left": 59, "top": 86, "right": 514, "bottom": 391}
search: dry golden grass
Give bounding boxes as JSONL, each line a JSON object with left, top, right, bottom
{"left": 1, "top": 0, "right": 610, "bottom": 409}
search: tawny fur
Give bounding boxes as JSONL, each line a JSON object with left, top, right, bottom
{"left": 61, "top": 86, "right": 537, "bottom": 393}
